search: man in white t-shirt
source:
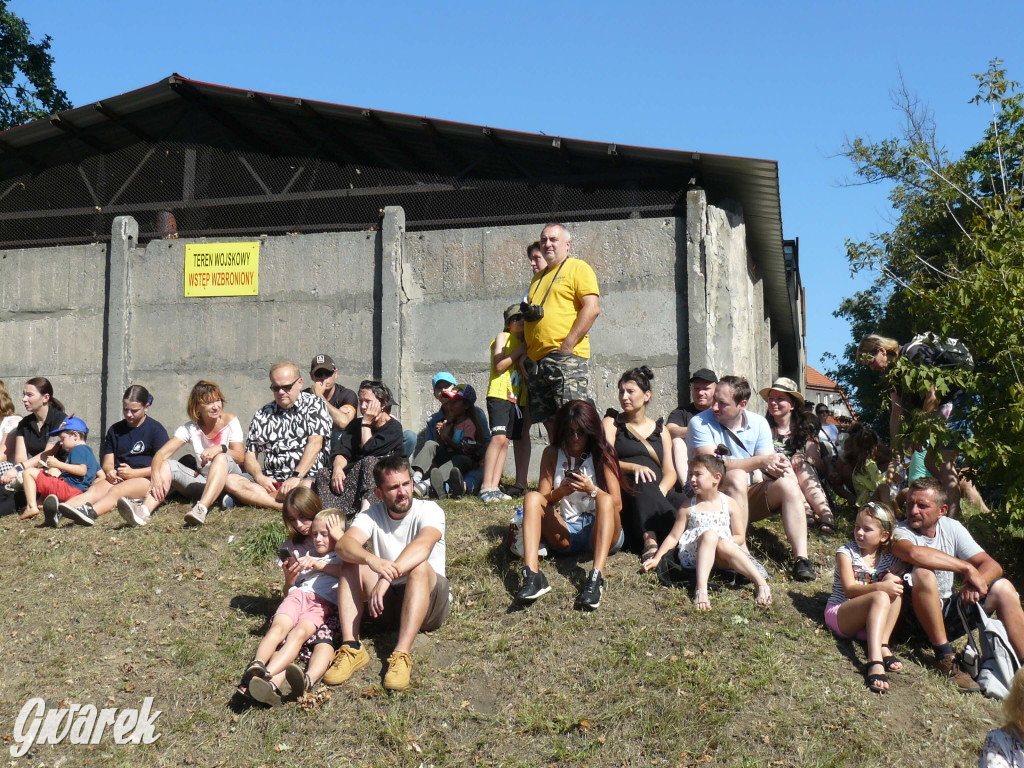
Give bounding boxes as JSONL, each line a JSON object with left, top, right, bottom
{"left": 685, "top": 375, "right": 813, "bottom": 581}
{"left": 892, "top": 477, "right": 1024, "bottom": 692}
{"left": 323, "top": 454, "right": 450, "bottom": 692}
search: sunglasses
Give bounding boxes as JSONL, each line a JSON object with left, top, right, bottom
{"left": 270, "top": 379, "right": 299, "bottom": 393}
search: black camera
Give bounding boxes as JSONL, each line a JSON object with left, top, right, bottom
{"left": 520, "top": 301, "right": 544, "bottom": 322}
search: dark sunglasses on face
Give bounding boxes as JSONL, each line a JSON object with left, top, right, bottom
{"left": 270, "top": 379, "right": 299, "bottom": 393}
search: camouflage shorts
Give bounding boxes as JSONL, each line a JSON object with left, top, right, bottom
{"left": 526, "top": 351, "right": 592, "bottom": 424}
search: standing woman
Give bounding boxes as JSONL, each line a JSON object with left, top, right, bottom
{"left": 117, "top": 380, "right": 244, "bottom": 527}
{"left": 0, "top": 378, "right": 67, "bottom": 516}
{"left": 516, "top": 400, "right": 624, "bottom": 611}
{"left": 761, "top": 377, "right": 836, "bottom": 533}
{"left": 55, "top": 386, "right": 170, "bottom": 525}
{"left": 313, "top": 380, "right": 405, "bottom": 515}
{"left": 602, "top": 366, "right": 682, "bottom": 561}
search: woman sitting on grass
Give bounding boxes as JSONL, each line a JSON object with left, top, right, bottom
{"left": 0, "top": 377, "right": 67, "bottom": 517}
{"left": 117, "top": 380, "right": 244, "bottom": 528}
{"left": 515, "top": 399, "right": 624, "bottom": 612}
{"left": 643, "top": 453, "right": 772, "bottom": 609}
{"left": 602, "top": 366, "right": 682, "bottom": 561}
{"left": 760, "top": 377, "right": 835, "bottom": 533}
{"left": 55, "top": 386, "right": 169, "bottom": 526}
{"left": 824, "top": 502, "right": 904, "bottom": 694}
{"left": 241, "top": 498, "right": 345, "bottom": 706}
{"left": 313, "top": 380, "right": 405, "bottom": 515}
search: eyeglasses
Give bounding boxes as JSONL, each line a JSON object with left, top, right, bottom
{"left": 270, "top": 379, "right": 299, "bottom": 393}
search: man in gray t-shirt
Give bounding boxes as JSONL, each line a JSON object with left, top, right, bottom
{"left": 892, "top": 478, "right": 1024, "bottom": 692}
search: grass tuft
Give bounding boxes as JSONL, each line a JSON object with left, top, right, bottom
{"left": 238, "top": 519, "right": 287, "bottom": 565}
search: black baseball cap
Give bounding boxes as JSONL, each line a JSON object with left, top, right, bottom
{"left": 689, "top": 368, "right": 718, "bottom": 384}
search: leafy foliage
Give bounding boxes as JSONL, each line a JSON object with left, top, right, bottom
{"left": 832, "top": 61, "right": 1024, "bottom": 524}
{"left": 0, "top": 1, "right": 71, "bottom": 129}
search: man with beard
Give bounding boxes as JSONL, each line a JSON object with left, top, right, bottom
{"left": 324, "top": 454, "right": 450, "bottom": 692}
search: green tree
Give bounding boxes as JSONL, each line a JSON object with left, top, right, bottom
{"left": 0, "top": 1, "right": 71, "bottom": 129}
{"left": 832, "top": 61, "right": 1024, "bottom": 526}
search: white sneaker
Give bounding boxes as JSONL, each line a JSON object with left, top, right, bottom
{"left": 117, "top": 497, "right": 150, "bottom": 527}
{"left": 184, "top": 503, "right": 208, "bottom": 526}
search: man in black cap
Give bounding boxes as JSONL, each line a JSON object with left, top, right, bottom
{"left": 305, "top": 353, "right": 358, "bottom": 431}
{"left": 666, "top": 368, "right": 718, "bottom": 485}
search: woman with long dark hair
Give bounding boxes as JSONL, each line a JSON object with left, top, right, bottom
{"left": 515, "top": 399, "right": 623, "bottom": 611}
{"left": 760, "top": 377, "right": 835, "bottom": 533}
{"left": 602, "top": 366, "right": 683, "bottom": 560}
{"left": 0, "top": 377, "right": 67, "bottom": 516}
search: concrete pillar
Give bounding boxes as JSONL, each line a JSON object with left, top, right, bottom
{"left": 103, "top": 216, "right": 138, "bottom": 437}
{"left": 685, "top": 188, "right": 710, "bottom": 375}
{"left": 380, "top": 206, "right": 405, "bottom": 422}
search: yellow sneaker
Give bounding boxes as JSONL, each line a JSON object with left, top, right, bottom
{"left": 323, "top": 644, "right": 369, "bottom": 686}
{"left": 383, "top": 651, "right": 413, "bottom": 691}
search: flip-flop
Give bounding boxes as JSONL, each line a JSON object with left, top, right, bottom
{"left": 640, "top": 543, "right": 659, "bottom": 566}
{"left": 248, "top": 676, "right": 282, "bottom": 707}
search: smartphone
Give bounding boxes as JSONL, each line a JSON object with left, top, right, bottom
{"left": 277, "top": 546, "right": 292, "bottom": 562}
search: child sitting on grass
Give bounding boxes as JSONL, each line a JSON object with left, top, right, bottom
{"left": 824, "top": 502, "right": 904, "bottom": 694}
{"left": 20, "top": 416, "right": 100, "bottom": 522}
{"left": 241, "top": 507, "right": 346, "bottom": 706}
{"left": 643, "top": 453, "right": 771, "bottom": 609}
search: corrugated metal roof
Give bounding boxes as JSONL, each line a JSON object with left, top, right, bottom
{"left": 0, "top": 74, "right": 796, "bottom": 353}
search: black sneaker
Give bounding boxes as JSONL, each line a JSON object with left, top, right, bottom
{"left": 43, "top": 495, "right": 62, "bottom": 527}
{"left": 792, "top": 556, "right": 815, "bottom": 582}
{"left": 576, "top": 569, "right": 604, "bottom": 610}
{"left": 448, "top": 467, "right": 465, "bottom": 498}
{"left": 61, "top": 502, "right": 97, "bottom": 527}
{"left": 516, "top": 567, "right": 551, "bottom": 604}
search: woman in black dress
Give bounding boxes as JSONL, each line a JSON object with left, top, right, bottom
{"left": 602, "top": 366, "right": 684, "bottom": 561}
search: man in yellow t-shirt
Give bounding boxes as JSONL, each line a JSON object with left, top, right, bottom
{"left": 522, "top": 223, "right": 601, "bottom": 441}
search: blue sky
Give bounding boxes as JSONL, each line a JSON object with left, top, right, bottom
{"left": 17, "top": 1, "right": 1023, "bottom": 374}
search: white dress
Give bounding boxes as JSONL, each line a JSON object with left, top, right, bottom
{"left": 677, "top": 494, "right": 736, "bottom": 568}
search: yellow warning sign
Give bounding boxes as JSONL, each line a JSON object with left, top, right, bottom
{"left": 184, "top": 242, "right": 259, "bottom": 297}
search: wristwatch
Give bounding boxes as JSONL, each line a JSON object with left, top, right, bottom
{"left": 589, "top": 487, "right": 598, "bottom": 498}
{"left": 290, "top": 470, "right": 304, "bottom": 479}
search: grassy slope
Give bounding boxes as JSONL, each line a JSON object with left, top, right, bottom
{"left": 0, "top": 499, "right": 1005, "bottom": 768}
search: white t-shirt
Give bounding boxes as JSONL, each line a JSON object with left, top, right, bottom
{"left": 0, "top": 414, "right": 21, "bottom": 439}
{"left": 174, "top": 417, "right": 243, "bottom": 458}
{"left": 293, "top": 552, "right": 342, "bottom": 604}
{"left": 552, "top": 448, "right": 596, "bottom": 524}
{"left": 893, "top": 517, "right": 984, "bottom": 599}
{"left": 350, "top": 498, "right": 446, "bottom": 584}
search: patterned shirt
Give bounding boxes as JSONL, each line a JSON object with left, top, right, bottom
{"left": 245, "top": 392, "right": 331, "bottom": 481}
{"left": 827, "top": 542, "right": 901, "bottom": 607}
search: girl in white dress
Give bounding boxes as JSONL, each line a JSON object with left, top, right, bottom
{"left": 643, "top": 454, "right": 771, "bottom": 609}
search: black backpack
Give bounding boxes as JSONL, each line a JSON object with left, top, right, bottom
{"left": 901, "top": 332, "right": 974, "bottom": 370}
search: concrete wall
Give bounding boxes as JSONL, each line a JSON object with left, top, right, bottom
{"left": 1, "top": 200, "right": 784, "bottom": 472}
{"left": 0, "top": 242, "right": 108, "bottom": 450}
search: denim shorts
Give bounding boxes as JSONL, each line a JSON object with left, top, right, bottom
{"left": 563, "top": 513, "right": 625, "bottom": 555}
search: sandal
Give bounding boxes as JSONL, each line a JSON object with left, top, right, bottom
{"left": 755, "top": 584, "right": 773, "bottom": 607}
{"left": 248, "top": 676, "right": 283, "bottom": 707}
{"left": 237, "top": 659, "right": 268, "bottom": 696}
{"left": 881, "top": 651, "right": 903, "bottom": 673}
{"left": 818, "top": 512, "right": 836, "bottom": 534}
{"left": 865, "top": 660, "right": 889, "bottom": 694}
{"left": 693, "top": 588, "right": 711, "bottom": 611}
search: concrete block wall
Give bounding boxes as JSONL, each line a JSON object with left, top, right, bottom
{"left": 1, "top": 201, "right": 786, "bottom": 476}
{"left": 123, "top": 230, "right": 379, "bottom": 441}
{"left": 401, "top": 217, "right": 685, "bottom": 439}
{"left": 0, "top": 242, "right": 108, "bottom": 450}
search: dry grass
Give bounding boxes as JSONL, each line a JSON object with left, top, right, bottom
{"left": 0, "top": 498, "right": 1006, "bottom": 767}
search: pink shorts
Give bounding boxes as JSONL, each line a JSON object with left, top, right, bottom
{"left": 35, "top": 473, "right": 83, "bottom": 502}
{"left": 824, "top": 603, "right": 867, "bottom": 641}
{"left": 275, "top": 590, "right": 330, "bottom": 628}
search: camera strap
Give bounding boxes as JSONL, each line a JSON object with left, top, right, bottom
{"left": 527, "top": 257, "right": 570, "bottom": 309}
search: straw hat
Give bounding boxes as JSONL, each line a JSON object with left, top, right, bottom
{"left": 758, "top": 377, "right": 804, "bottom": 404}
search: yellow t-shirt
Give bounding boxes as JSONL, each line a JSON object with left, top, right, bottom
{"left": 523, "top": 258, "right": 599, "bottom": 360}
{"left": 486, "top": 333, "right": 524, "bottom": 403}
